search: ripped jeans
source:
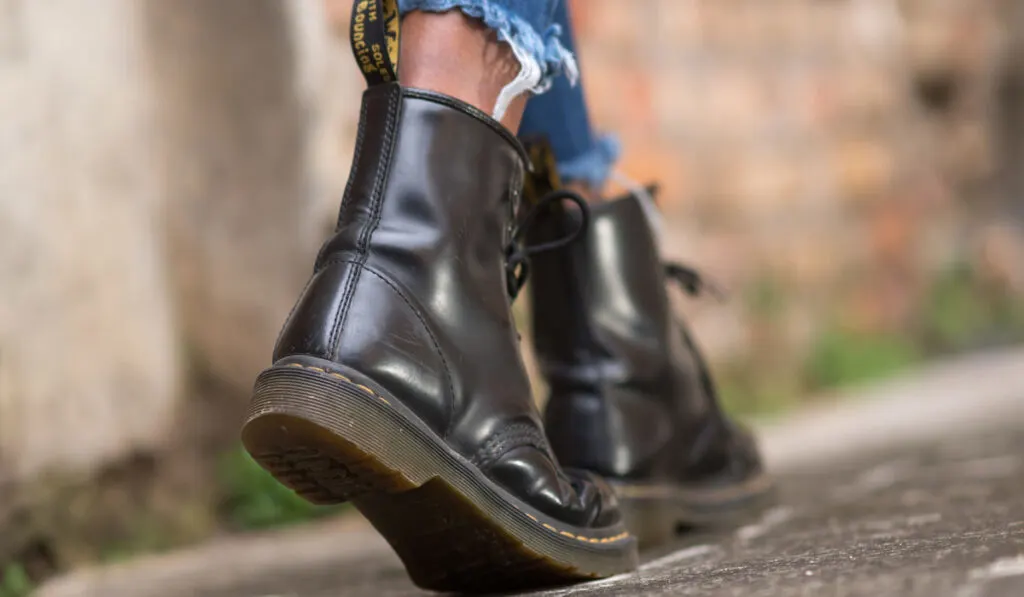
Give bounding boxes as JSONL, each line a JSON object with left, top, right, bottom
{"left": 397, "top": 0, "right": 619, "bottom": 190}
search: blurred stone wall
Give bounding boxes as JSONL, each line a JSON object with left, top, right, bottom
{"left": 0, "top": 0, "right": 182, "bottom": 564}
{"left": 0, "top": 0, "right": 357, "bottom": 570}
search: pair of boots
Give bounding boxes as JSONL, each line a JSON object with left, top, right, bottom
{"left": 241, "top": 83, "right": 769, "bottom": 592}
{"left": 241, "top": 6, "right": 767, "bottom": 587}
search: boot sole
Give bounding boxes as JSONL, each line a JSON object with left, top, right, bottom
{"left": 614, "top": 473, "right": 775, "bottom": 548}
{"left": 241, "top": 357, "right": 638, "bottom": 593}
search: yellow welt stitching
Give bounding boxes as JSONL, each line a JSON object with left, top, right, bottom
{"left": 521, "top": 511, "right": 632, "bottom": 543}
{"left": 293, "top": 365, "right": 388, "bottom": 403}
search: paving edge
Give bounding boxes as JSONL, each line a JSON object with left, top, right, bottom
{"left": 757, "top": 345, "right": 1024, "bottom": 472}
{"left": 33, "top": 517, "right": 396, "bottom": 597}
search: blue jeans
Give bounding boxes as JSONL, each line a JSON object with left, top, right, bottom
{"left": 397, "top": 0, "right": 619, "bottom": 189}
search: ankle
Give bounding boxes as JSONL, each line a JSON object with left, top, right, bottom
{"left": 398, "top": 10, "right": 528, "bottom": 130}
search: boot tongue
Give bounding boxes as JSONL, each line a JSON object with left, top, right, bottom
{"left": 349, "top": 0, "right": 400, "bottom": 87}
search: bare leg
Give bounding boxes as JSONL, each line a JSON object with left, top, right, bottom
{"left": 399, "top": 10, "right": 528, "bottom": 131}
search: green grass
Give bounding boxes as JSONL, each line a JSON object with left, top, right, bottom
{"left": 0, "top": 565, "right": 33, "bottom": 597}
{"left": 919, "top": 264, "right": 1024, "bottom": 352}
{"left": 921, "top": 265, "right": 991, "bottom": 350}
{"left": 805, "top": 327, "right": 921, "bottom": 391}
{"left": 716, "top": 327, "right": 921, "bottom": 420}
{"left": 217, "top": 446, "right": 345, "bottom": 532}
{"left": 719, "top": 262, "right": 1024, "bottom": 417}
{"left": 716, "top": 371, "right": 802, "bottom": 418}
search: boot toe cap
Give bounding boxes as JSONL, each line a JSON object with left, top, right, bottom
{"left": 486, "top": 445, "right": 623, "bottom": 529}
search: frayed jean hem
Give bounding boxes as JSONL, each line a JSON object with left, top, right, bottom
{"left": 557, "top": 133, "right": 620, "bottom": 190}
{"left": 397, "top": 0, "right": 578, "bottom": 119}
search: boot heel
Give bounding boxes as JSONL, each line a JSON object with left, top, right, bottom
{"left": 241, "top": 362, "right": 423, "bottom": 505}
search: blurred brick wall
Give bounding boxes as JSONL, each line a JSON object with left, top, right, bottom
{"left": 566, "top": 0, "right": 1023, "bottom": 362}
{"left": 323, "top": 0, "right": 1023, "bottom": 364}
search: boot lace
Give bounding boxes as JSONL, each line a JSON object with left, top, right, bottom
{"left": 664, "top": 262, "right": 728, "bottom": 301}
{"left": 505, "top": 189, "right": 590, "bottom": 299}
{"left": 505, "top": 185, "right": 726, "bottom": 303}
{"left": 611, "top": 169, "right": 727, "bottom": 302}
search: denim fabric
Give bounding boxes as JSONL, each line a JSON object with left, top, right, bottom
{"left": 519, "top": 1, "right": 619, "bottom": 189}
{"left": 397, "top": 0, "right": 572, "bottom": 93}
{"left": 397, "top": 0, "right": 620, "bottom": 188}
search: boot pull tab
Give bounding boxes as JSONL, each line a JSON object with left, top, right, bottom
{"left": 350, "top": 0, "right": 400, "bottom": 87}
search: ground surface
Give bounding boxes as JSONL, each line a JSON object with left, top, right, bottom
{"left": 36, "top": 349, "right": 1024, "bottom": 597}
{"left": 544, "top": 428, "right": 1024, "bottom": 597}
{"left": 179, "top": 429, "right": 1024, "bottom": 597}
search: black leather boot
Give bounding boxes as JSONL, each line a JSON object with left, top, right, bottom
{"left": 525, "top": 143, "right": 772, "bottom": 547}
{"left": 240, "top": 83, "right": 637, "bottom": 592}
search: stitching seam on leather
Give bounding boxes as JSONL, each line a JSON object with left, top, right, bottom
{"left": 402, "top": 88, "right": 529, "bottom": 166}
{"left": 273, "top": 274, "right": 315, "bottom": 355}
{"left": 330, "top": 87, "right": 401, "bottom": 359}
{"left": 471, "top": 421, "right": 549, "bottom": 471}
{"left": 337, "top": 95, "right": 370, "bottom": 229}
{"left": 282, "top": 362, "right": 390, "bottom": 405}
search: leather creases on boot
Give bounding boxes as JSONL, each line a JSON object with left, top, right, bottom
{"left": 242, "top": 85, "right": 636, "bottom": 592}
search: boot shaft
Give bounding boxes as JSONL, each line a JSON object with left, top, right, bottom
{"left": 525, "top": 151, "right": 719, "bottom": 478}
{"left": 244, "top": 2, "right": 639, "bottom": 572}
{"left": 275, "top": 86, "right": 537, "bottom": 455}
{"left": 321, "top": 84, "right": 528, "bottom": 272}
{"left": 529, "top": 196, "right": 677, "bottom": 390}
